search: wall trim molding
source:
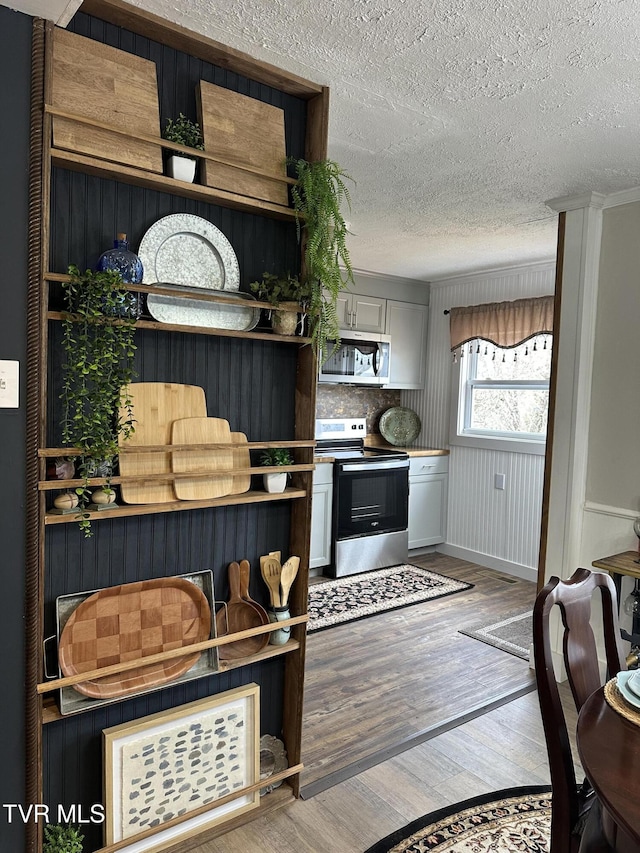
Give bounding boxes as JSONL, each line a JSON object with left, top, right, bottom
{"left": 436, "top": 543, "right": 538, "bottom": 582}
{"left": 546, "top": 191, "right": 607, "bottom": 212}
{"left": 583, "top": 501, "right": 639, "bottom": 520}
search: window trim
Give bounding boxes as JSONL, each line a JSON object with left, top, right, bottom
{"left": 449, "top": 348, "right": 549, "bottom": 456}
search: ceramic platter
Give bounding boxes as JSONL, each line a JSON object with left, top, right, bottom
{"left": 379, "top": 406, "right": 421, "bottom": 446}
{"left": 616, "top": 671, "right": 640, "bottom": 709}
{"left": 138, "top": 214, "right": 258, "bottom": 330}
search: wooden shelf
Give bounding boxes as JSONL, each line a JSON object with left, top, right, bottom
{"left": 41, "top": 639, "right": 302, "bottom": 724}
{"left": 89, "top": 777, "right": 299, "bottom": 853}
{"left": 44, "top": 486, "right": 307, "bottom": 524}
{"left": 51, "top": 147, "right": 298, "bottom": 221}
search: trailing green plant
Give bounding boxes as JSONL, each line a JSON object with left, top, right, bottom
{"left": 162, "top": 113, "right": 204, "bottom": 155}
{"left": 288, "top": 157, "right": 355, "bottom": 359}
{"left": 43, "top": 823, "right": 84, "bottom": 853}
{"left": 249, "top": 271, "right": 311, "bottom": 307}
{"left": 259, "top": 448, "right": 293, "bottom": 467}
{"left": 61, "top": 265, "right": 137, "bottom": 536}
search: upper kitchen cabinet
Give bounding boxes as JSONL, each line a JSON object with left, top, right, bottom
{"left": 335, "top": 291, "right": 387, "bottom": 333}
{"left": 385, "top": 299, "right": 429, "bottom": 390}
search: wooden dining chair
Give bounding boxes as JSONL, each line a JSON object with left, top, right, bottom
{"left": 533, "top": 567, "right": 626, "bottom": 853}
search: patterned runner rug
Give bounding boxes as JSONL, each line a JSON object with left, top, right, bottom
{"left": 307, "top": 564, "right": 473, "bottom": 633}
{"left": 459, "top": 611, "right": 532, "bottom": 660}
{"left": 364, "top": 786, "right": 551, "bottom": 852}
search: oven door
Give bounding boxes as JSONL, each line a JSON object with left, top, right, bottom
{"left": 334, "top": 458, "right": 409, "bottom": 540}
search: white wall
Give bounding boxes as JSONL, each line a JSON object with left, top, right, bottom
{"left": 403, "top": 261, "right": 555, "bottom": 580}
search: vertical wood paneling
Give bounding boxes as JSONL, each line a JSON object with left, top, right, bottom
{"left": 403, "top": 263, "right": 555, "bottom": 572}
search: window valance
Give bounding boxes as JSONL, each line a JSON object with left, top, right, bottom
{"left": 449, "top": 295, "right": 554, "bottom": 353}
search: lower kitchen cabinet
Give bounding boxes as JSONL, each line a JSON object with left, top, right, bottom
{"left": 310, "top": 462, "right": 333, "bottom": 570}
{"left": 385, "top": 299, "right": 428, "bottom": 389}
{"left": 408, "top": 455, "right": 448, "bottom": 549}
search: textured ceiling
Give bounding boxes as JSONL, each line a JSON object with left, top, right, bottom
{"left": 5, "top": 0, "right": 640, "bottom": 280}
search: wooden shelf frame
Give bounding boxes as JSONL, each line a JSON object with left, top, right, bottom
{"left": 38, "top": 618, "right": 307, "bottom": 695}
{"left": 44, "top": 486, "right": 307, "bottom": 524}
{"left": 25, "top": 5, "right": 329, "bottom": 850}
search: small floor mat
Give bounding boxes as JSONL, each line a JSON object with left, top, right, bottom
{"left": 459, "top": 611, "right": 532, "bottom": 660}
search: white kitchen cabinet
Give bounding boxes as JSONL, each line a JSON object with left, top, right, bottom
{"left": 310, "top": 462, "right": 333, "bottom": 570}
{"left": 408, "top": 456, "right": 448, "bottom": 549}
{"left": 335, "top": 291, "right": 387, "bottom": 333}
{"left": 385, "top": 299, "right": 428, "bottom": 389}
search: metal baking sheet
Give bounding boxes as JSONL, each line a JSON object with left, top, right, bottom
{"left": 53, "top": 570, "right": 218, "bottom": 716}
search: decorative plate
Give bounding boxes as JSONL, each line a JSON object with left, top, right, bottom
{"left": 138, "top": 213, "right": 239, "bottom": 291}
{"left": 379, "top": 406, "right": 421, "bottom": 446}
{"left": 146, "top": 286, "right": 260, "bottom": 331}
{"left": 259, "top": 734, "right": 287, "bottom": 795}
{"left": 623, "top": 669, "right": 640, "bottom": 699}
{"left": 616, "top": 671, "right": 640, "bottom": 709}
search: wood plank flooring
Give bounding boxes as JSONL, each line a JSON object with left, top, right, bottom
{"left": 185, "top": 554, "right": 559, "bottom": 853}
{"left": 190, "top": 687, "right": 579, "bottom": 853}
{"left": 301, "top": 553, "right": 537, "bottom": 790}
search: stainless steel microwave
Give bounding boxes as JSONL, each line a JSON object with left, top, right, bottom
{"left": 318, "top": 330, "right": 391, "bottom": 386}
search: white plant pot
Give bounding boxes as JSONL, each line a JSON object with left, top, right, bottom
{"left": 167, "top": 155, "right": 197, "bottom": 183}
{"left": 263, "top": 472, "right": 288, "bottom": 494}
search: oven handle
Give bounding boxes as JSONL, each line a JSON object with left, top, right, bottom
{"left": 340, "top": 459, "right": 409, "bottom": 472}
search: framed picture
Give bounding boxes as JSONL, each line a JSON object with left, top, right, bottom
{"left": 103, "top": 683, "right": 260, "bottom": 852}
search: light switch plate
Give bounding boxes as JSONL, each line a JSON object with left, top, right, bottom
{"left": 494, "top": 472, "right": 506, "bottom": 490}
{"left": 0, "top": 360, "right": 19, "bottom": 408}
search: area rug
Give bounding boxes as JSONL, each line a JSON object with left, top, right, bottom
{"left": 364, "top": 785, "right": 551, "bottom": 852}
{"left": 459, "top": 611, "right": 532, "bottom": 660}
{"left": 307, "top": 564, "right": 473, "bottom": 633}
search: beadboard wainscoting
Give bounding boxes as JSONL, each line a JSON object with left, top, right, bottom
{"left": 437, "top": 445, "right": 545, "bottom": 581}
{"left": 402, "top": 262, "right": 555, "bottom": 579}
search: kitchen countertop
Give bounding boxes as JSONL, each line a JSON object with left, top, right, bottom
{"left": 365, "top": 435, "right": 449, "bottom": 457}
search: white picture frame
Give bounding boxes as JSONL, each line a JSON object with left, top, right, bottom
{"left": 103, "top": 683, "right": 260, "bottom": 852}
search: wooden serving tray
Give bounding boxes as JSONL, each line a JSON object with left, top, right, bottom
{"left": 58, "top": 578, "right": 211, "bottom": 699}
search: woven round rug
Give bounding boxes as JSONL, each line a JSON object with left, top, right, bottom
{"left": 364, "top": 786, "right": 551, "bottom": 852}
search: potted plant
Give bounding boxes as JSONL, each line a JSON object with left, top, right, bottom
{"left": 288, "top": 158, "right": 355, "bottom": 360}
{"left": 249, "top": 271, "right": 312, "bottom": 336}
{"left": 61, "top": 264, "right": 138, "bottom": 535}
{"left": 260, "top": 448, "right": 293, "bottom": 493}
{"left": 162, "top": 112, "right": 204, "bottom": 183}
{"left": 43, "top": 823, "right": 84, "bottom": 853}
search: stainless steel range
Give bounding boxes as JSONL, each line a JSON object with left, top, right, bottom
{"left": 315, "top": 417, "right": 410, "bottom": 577}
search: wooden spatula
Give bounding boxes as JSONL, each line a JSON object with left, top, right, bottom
{"left": 280, "top": 556, "right": 300, "bottom": 607}
{"left": 261, "top": 556, "right": 282, "bottom": 607}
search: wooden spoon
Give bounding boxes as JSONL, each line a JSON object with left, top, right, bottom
{"left": 239, "top": 559, "right": 269, "bottom": 623}
{"left": 261, "top": 556, "right": 282, "bottom": 607}
{"left": 280, "top": 556, "right": 300, "bottom": 607}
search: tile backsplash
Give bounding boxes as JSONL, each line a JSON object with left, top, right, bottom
{"left": 316, "top": 384, "right": 401, "bottom": 434}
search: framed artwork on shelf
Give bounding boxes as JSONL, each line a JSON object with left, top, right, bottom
{"left": 103, "top": 683, "right": 260, "bottom": 851}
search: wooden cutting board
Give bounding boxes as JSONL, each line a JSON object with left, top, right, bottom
{"left": 58, "top": 578, "right": 211, "bottom": 699}
{"left": 196, "top": 80, "right": 288, "bottom": 205}
{"left": 51, "top": 28, "right": 163, "bottom": 173}
{"left": 171, "top": 417, "right": 234, "bottom": 500}
{"left": 230, "top": 432, "right": 251, "bottom": 495}
{"left": 118, "top": 383, "right": 207, "bottom": 504}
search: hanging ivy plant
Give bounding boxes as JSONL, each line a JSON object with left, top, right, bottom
{"left": 60, "top": 265, "right": 137, "bottom": 535}
{"left": 287, "top": 158, "right": 355, "bottom": 360}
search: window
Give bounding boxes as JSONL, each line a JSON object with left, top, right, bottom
{"left": 451, "top": 335, "right": 552, "bottom": 452}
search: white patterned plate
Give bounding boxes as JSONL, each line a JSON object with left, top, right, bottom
{"left": 138, "top": 213, "right": 239, "bottom": 290}
{"left": 616, "top": 671, "right": 640, "bottom": 708}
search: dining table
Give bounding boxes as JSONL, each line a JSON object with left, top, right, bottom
{"left": 577, "top": 685, "right": 640, "bottom": 848}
